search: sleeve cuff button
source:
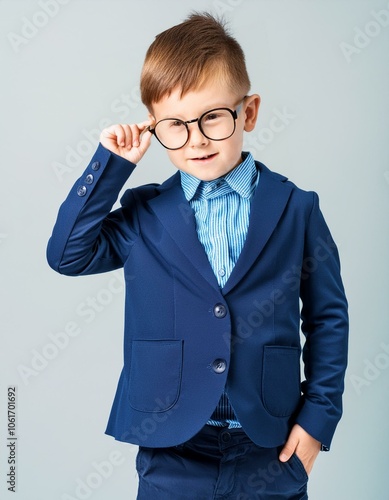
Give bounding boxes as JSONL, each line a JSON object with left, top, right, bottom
{"left": 77, "top": 185, "right": 87, "bottom": 197}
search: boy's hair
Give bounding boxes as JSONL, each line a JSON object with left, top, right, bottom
{"left": 140, "top": 12, "right": 251, "bottom": 110}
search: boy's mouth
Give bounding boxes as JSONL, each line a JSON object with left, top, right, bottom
{"left": 190, "top": 153, "right": 217, "bottom": 161}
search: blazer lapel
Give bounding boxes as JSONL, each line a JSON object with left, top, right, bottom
{"left": 147, "top": 164, "right": 293, "bottom": 295}
{"left": 222, "top": 163, "right": 293, "bottom": 295}
{"left": 147, "top": 173, "right": 220, "bottom": 291}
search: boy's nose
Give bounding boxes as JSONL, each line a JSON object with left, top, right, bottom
{"left": 187, "top": 122, "right": 208, "bottom": 147}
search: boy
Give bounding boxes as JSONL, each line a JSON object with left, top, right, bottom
{"left": 47, "top": 12, "right": 348, "bottom": 499}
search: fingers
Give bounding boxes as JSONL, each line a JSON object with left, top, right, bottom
{"left": 279, "top": 424, "right": 321, "bottom": 476}
{"left": 279, "top": 423, "right": 301, "bottom": 462}
{"left": 100, "top": 124, "right": 126, "bottom": 150}
{"left": 101, "top": 121, "right": 151, "bottom": 150}
{"left": 279, "top": 436, "right": 298, "bottom": 463}
{"left": 138, "top": 122, "right": 153, "bottom": 150}
{"left": 119, "top": 124, "right": 131, "bottom": 147}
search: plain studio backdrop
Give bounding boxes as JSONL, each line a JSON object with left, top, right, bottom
{"left": 1, "top": 1, "right": 388, "bottom": 499}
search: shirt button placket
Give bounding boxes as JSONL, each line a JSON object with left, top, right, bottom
{"left": 218, "top": 268, "right": 226, "bottom": 278}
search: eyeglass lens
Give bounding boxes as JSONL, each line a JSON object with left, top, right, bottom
{"left": 154, "top": 108, "right": 236, "bottom": 150}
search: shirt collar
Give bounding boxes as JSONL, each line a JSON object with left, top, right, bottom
{"left": 180, "top": 152, "right": 258, "bottom": 202}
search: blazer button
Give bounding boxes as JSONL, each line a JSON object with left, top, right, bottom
{"left": 77, "top": 185, "right": 87, "bottom": 197}
{"left": 91, "top": 161, "right": 100, "bottom": 171}
{"left": 85, "top": 174, "right": 94, "bottom": 184}
{"left": 212, "top": 359, "right": 227, "bottom": 374}
{"left": 213, "top": 303, "right": 227, "bottom": 318}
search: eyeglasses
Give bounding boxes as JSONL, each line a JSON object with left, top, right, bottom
{"left": 149, "top": 101, "right": 244, "bottom": 150}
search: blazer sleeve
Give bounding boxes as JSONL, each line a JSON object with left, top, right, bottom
{"left": 46, "top": 144, "right": 139, "bottom": 276}
{"left": 296, "top": 192, "right": 349, "bottom": 450}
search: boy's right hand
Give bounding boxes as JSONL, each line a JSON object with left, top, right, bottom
{"left": 100, "top": 121, "right": 152, "bottom": 164}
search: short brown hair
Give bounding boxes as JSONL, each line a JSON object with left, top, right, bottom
{"left": 140, "top": 12, "right": 251, "bottom": 110}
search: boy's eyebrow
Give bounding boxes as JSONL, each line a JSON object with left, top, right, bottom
{"left": 155, "top": 101, "right": 242, "bottom": 121}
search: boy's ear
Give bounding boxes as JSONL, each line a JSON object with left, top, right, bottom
{"left": 148, "top": 112, "right": 156, "bottom": 127}
{"left": 243, "top": 94, "right": 260, "bottom": 132}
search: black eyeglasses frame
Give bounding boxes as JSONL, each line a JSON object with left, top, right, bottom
{"left": 148, "top": 101, "right": 244, "bottom": 151}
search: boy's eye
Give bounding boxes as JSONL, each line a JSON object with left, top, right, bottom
{"left": 170, "top": 120, "right": 185, "bottom": 128}
{"left": 203, "top": 113, "right": 220, "bottom": 121}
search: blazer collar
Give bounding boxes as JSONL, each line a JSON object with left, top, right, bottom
{"left": 222, "top": 162, "right": 292, "bottom": 294}
{"left": 180, "top": 152, "right": 257, "bottom": 202}
{"left": 147, "top": 163, "right": 293, "bottom": 294}
{"left": 147, "top": 172, "right": 221, "bottom": 290}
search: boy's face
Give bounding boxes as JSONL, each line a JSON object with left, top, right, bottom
{"left": 150, "top": 81, "right": 260, "bottom": 181}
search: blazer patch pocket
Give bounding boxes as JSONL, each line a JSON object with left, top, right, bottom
{"left": 129, "top": 339, "right": 183, "bottom": 413}
{"left": 262, "top": 345, "right": 301, "bottom": 417}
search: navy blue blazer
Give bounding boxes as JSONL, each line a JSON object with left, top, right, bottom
{"left": 47, "top": 144, "right": 348, "bottom": 450}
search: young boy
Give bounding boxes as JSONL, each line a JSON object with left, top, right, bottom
{"left": 47, "top": 12, "right": 348, "bottom": 499}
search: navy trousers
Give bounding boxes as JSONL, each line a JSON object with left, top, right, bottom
{"left": 136, "top": 425, "right": 308, "bottom": 499}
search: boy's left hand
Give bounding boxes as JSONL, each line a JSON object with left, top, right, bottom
{"left": 279, "top": 424, "right": 321, "bottom": 475}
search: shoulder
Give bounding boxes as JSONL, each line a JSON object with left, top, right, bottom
{"left": 119, "top": 171, "right": 181, "bottom": 207}
{"left": 256, "top": 160, "right": 318, "bottom": 207}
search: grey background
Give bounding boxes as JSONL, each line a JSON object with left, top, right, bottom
{"left": 1, "top": 0, "right": 388, "bottom": 499}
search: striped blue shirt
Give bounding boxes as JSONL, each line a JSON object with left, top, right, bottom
{"left": 180, "top": 152, "right": 259, "bottom": 427}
